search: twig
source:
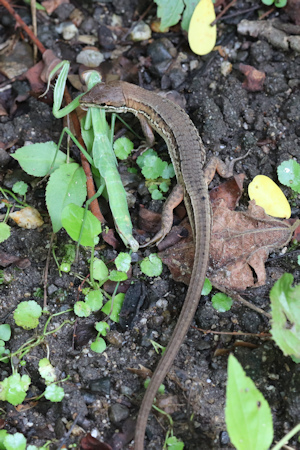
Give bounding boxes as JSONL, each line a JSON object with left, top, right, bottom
{"left": 0, "top": 0, "right": 46, "bottom": 53}
{"left": 259, "top": 6, "right": 276, "bottom": 20}
{"left": 43, "top": 232, "right": 55, "bottom": 309}
{"left": 211, "top": 0, "right": 237, "bottom": 26}
{"left": 193, "top": 327, "right": 271, "bottom": 338}
{"left": 30, "top": 0, "right": 38, "bottom": 62}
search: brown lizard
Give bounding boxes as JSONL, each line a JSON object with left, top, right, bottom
{"left": 80, "top": 81, "right": 211, "bottom": 450}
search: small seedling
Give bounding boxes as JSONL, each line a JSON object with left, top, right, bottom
{"left": 137, "top": 149, "right": 175, "bottom": 200}
{"left": 140, "top": 254, "right": 163, "bottom": 277}
{"left": 277, "top": 159, "right": 300, "bottom": 193}
{"left": 261, "top": 0, "right": 287, "bottom": 7}
{"left": 211, "top": 293, "right": 233, "bottom": 312}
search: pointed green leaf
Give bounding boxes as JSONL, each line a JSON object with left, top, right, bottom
{"left": 12, "top": 142, "right": 70, "bottom": 176}
{"left": 225, "top": 354, "right": 273, "bottom": 450}
{"left": 46, "top": 163, "right": 87, "bottom": 232}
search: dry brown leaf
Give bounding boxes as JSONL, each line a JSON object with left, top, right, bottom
{"left": 127, "top": 365, "right": 152, "bottom": 379}
{"left": 41, "top": 0, "right": 69, "bottom": 15}
{"left": 209, "top": 199, "right": 296, "bottom": 290}
{"left": 159, "top": 199, "right": 298, "bottom": 291}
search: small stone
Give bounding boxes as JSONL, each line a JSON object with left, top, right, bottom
{"left": 220, "top": 60, "right": 232, "bottom": 77}
{"left": 60, "top": 22, "right": 78, "bottom": 40}
{"left": 89, "top": 377, "right": 111, "bottom": 396}
{"left": 130, "top": 21, "right": 151, "bottom": 41}
{"left": 76, "top": 48, "right": 104, "bottom": 67}
{"left": 109, "top": 403, "right": 130, "bottom": 425}
{"left": 106, "top": 330, "right": 123, "bottom": 348}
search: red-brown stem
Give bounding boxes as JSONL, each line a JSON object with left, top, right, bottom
{"left": 0, "top": 0, "right": 46, "bottom": 53}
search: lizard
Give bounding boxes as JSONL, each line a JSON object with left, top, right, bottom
{"left": 80, "top": 80, "right": 211, "bottom": 450}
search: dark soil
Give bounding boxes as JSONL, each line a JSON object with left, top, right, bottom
{"left": 1, "top": 0, "right": 300, "bottom": 449}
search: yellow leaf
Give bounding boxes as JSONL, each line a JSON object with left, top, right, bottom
{"left": 188, "top": 0, "right": 217, "bottom": 55}
{"left": 248, "top": 175, "right": 291, "bottom": 219}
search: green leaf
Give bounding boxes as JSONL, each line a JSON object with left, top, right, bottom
{"left": 161, "top": 163, "right": 175, "bottom": 179}
{"left": 151, "top": 189, "right": 163, "bottom": 200}
{"left": 13, "top": 301, "right": 42, "bottom": 329}
{"left": 159, "top": 181, "right": 170, "bottom": 193}
{"left": 261, "top": 0, "right": 274, "bottom": 4}
{"left": 154, "top": 0, "right": 185, "bottom": 29}
{"left": 225, "top": 354, "right": 273, "bottom": 450}
{"left": 108, "top": 270, "right": 128, "bottom": 282}
{"left": 0, "top": 324, "right": 11, "bottom": 341}
{"left": 90, "top": 336, "right": 106, "bottom": 353}
{"left": 114, "top": 137, "right": 134, "bottom": 160}
{"left": 85, "top": 290, "right": 103, "bottom": 311}
{"left": 46, "top": 163, "right": 87, "bottom": 233}
{"left": 38, "top": 358, "right": 57, "bottom": 384}
{"left": 274, "top": 0, "right": 287, "bottom": 6}
{"left": 201, "top": 278, "right": 212, "bottom": 296}
{"left": 12, "top": 181, "right": 28, "bottom": 196}
{"left": 4, "top": 432, "right": 27, "bottom": 450}
{"left": 136, "top": 148, "right": 157, "bottom": 168}
{"left": 0, "top": 373, "right": 31, "bottom": 406}
{"left": 12, "top": 142, "right": 70, "bottom": 176}
{"left": 115, "top": 252, "right": 131, "bottom": 272}
{"left": 211, "top": 293, "right": 233, "bottom": 312}
{"left": 270, "top": 273, "right": 300, "bottom": 359}
{"left": 44, "top": 384, "right": 64, "bottom": 402}
{"left": 101, "top": 293, "right": 125, "bottom": 322}
{"left": 74, "top": 301, "right": 91, "bottom": 317}
{"left": 166, "top": 435, "right": 184, "bottom": 450}
{"left": 140, "top": 254, "right": 163, "bottom": 277}
{"left": 0, "top": 430, "right": 8, "bottom": 450}
{"left": 0, "top": 222, "right": 11, "bottom": 243}
{"left": 142, "top": 156, "right": 168, "bottom": 180}
{"left": 93, "top": 258, "right": 109, "bottom": 282}
{"left": 61, "top": 204, "right": 101, "bottom": 247}
{"left": 95, "top": 321, "right": 110, "bottom": 336}
{"left": 277, "top": 160, "right": 300, "bottom": 193}
{"left": 181, "top": 0, "right": 199, "bottom": 30}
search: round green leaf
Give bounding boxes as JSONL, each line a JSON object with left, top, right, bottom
{"left": 140, "top": 254, "right": 163, "bottom": 277}
{"left": 90, "top": 337, "right": 106, "bottom": 353}
{"left": 13, "top": 301, "right": 42, "bottom": 329}
{"left": 108, "top": 270, "right": 128, "bottom": 282}
{"left": 211, "top": 293, "right": 233, "bottom": 312}
{"left": 4, "top": 432, "right": 26, "bottom": 450}
{"left": 44, "top": 384, "right": 64, "bottom": 402}
{"left": 0, "top": 324, "right": 11, "bottom": 341}
{"left": 277, "top": 160, "right": 300, "bottom": 193}
{"left": 0, "top": 222, "right": 11, "bottom": 243}
{"left": 113, "top": 137, "right": 134, "bottom": 160}
{"left": 74, "top": 301, "right": 91, "bottom": 317}
{"left": 95, "top": 321, "right": 110, "bottom": 336}
{"left": 115, "top": 252, "right": 131, "bottom": 272}
{"left": 93, "top": 258, "right": 109, "bottom": 282}
{"left": 85, "top": 290, "right": 103, "bottom": 311}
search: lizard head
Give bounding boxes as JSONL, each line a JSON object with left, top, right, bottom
{"left": 80, "top": 81, "right": 126, "bottom": 109}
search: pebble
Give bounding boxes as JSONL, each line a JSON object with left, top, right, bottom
{"left": 109, "top": 403, "right": 130, "bottom": 424}
{"left": 130, "top": 21, "right": 151, "bottom": 41}
{"left": 89, "top": 377, "right": 111, "bottom": 395}
{"left": 76, "top": 48, "right": 104, "bottom": 67}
